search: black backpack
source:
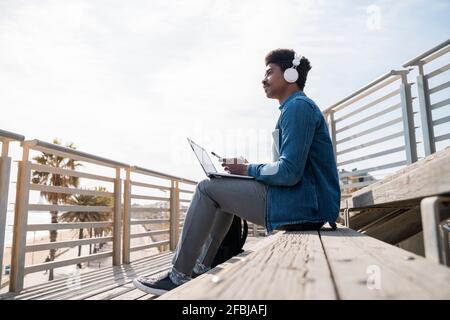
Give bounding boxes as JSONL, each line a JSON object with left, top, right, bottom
{"left": 211, "top": 216, "right": 248, "bottom": 268}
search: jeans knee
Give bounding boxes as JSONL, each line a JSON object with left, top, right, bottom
{"left": 197, "top": 178, "right": 211, "bottom": 194}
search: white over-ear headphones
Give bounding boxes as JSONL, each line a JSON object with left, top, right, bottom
{"left": 283, "top": 52, "right": 302, "bottom": 83}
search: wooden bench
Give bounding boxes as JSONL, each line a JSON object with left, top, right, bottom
{"left": 159, "top": 225, "right": 450, "bottom": 300}
{"left": 341, "top": 148, "right": 450, "bottom": 265}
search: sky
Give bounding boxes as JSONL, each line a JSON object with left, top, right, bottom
{"left": 1, "top": 0, "right": 449, "bottom": 183}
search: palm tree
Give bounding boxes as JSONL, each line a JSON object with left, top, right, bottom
{"left": 59, "top": 187, "right": 113, "bottom": 259}
{"left": 31, "top": 139, "right": 81, "bottom": 281}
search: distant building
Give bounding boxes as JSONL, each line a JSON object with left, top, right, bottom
{"left": 339, "top": 168, "right": 377, "bottom": 194}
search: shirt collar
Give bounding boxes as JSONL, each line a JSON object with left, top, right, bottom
{"left": 278, "top": 90, "right": 305, "bottom": 110}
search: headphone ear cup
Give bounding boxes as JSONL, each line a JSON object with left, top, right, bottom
{"left": 284, "top": 68, "right": 299, "bottom": 83}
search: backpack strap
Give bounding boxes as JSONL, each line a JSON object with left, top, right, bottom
{"left": 240, "top": 219, "right": 248, "bottom": 248}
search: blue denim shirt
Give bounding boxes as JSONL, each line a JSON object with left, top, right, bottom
{"left": 247, "top": 91, "right": 340, "bottom": 232}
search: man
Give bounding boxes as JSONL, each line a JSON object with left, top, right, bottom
{"left": 133, "top": 49, "right": 340, "bottom": 295}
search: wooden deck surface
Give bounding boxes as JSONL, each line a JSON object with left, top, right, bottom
{"left": 0, "top": 251, "right": 173, "bottom": 300}
{"left": 1, "top": 226, "right": 449, "bottom": 300}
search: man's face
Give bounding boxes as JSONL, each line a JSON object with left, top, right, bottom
{"left": 262, "top": 63, "right": 286, "bottom": 99}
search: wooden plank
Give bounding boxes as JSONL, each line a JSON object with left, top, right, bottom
{"left": 123, "top": 170, "right": 131, "bottom": 264}
{"left": 159, "top": 231, "right": 337, "bottom": 300}
{"left": 130, "top": 194, "right": 170, "bottom": 201}
{"left": 64, "top": 265, "right": 172, "bottom": 300}
{"left": 113, "top": 168, "right": 121, "bottom": 265}
{"left": 348, "top": 208, "right": 397, "bottom": 230}
{"left": 30, "top": 163, "right": 115, "bottom": 182}
{"left": 6, "top": 252, "right": 172, "bottom": 300}
{"left": 24, "top": 252, "right": 113, "bottom": 274}
{"left": 362, "top": 207, "right": 423, "bottom": 244}
{"left": 10, "top": 160, "right": 31, "bottom": 292}
{"left": 130, "top": 229, "right": 170, "bottom": 239}
{"left": 130, "top": 240, "right": 170, "bottom": 252}
{"left": 130, "top": 180, "right": 171, "bottom": 190}
{"left": 13, "top": 253, "right": 173, "bottom": 300}
{"left": 29, "top": 184, "right": 114, "bottom": 197}
{"left": 86, "top": 283, "right": 137, "bottom": 300}
{"left": 320, "top": 225, "right": 450, "bottom": 299}
{"left": 26, "top": 139, "right": 128, "bottom": 169}
{"left": 136, "top": 293, "right": 157, "bottom": 300}
{"left": 130, "top": 219, "right": 170, "bottom": 225}
{"left": 347, "top": 147, "right": 450, "bottom": 208}
{"left": 25, "top": 236, "right": 114, "bottom": 252}
{"left": 27, "top": 221, "right": 113, "bottom": 231}
{"left": 179, "top": 189, "right": 194, "bottom": 194}
{"left": 18, "top": 252, "right": 172, "bottom": 295}
{"left": 28, "top": 204, "right": 112, "bottom": 212}
{"left": 129, "top": 207, "right": 170, "bottom": 213}
{"left": 111, "top": 288, "right": 149, "bottom": 300}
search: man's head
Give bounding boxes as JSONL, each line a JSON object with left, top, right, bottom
{"left": 262, "top": 48, "right": 312, "bottom": 100}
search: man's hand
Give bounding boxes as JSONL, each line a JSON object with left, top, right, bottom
{"left": 221, "top": 157, "right": 249, "bottom": 176}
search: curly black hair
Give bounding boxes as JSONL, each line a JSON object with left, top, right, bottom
{"left": 265, "top": 49, "right": 312, "bottom": 91}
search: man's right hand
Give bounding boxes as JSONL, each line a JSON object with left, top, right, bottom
{"left": 221, "top": 157, "right": 249, "bottom": 175}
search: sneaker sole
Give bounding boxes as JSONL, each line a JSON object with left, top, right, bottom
{"left": 132, "top": 278, "right": 169, "bottom": 296}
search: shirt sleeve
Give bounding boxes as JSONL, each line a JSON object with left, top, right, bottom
{"left": 247, "top": 99, "right": 317, "bottom": 186}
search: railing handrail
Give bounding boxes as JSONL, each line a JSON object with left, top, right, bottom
{"left": 0, "top": 129, "right": 25, "bottom": 142}
{"left": 323, "top": 70, "right": 409, "bottom": 114}
{"left": 23, "top": 139, "right": 129, "bottom": 168}
{"left": 403, "top": 39, "right": 450, "bottom": 67}
{"left": 130, "top": 165, "right": 197, "bottom": 185}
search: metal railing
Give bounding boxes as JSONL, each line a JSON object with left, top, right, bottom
{"left": 0, "top": 130, "right": 25, "bottom": 288}
{"left": 324, "top": 38, "right": 449, "bottom": 195}
{"left": 403, "top": 39, "right": 450, "bottom": 156}
{"left": 323, "top": 70, "right": 417, "bottom": 195}
{"left": 3, "top": 136, "right": 196, "bottom": 292}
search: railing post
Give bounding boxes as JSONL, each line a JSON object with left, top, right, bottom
{"left": 399, "top": 73, "right": 418, "bottom": 164}
{"left": 169, "top": 180, "right": 180, "bottom": 251}
{"left": 122, "top": 168, "right": 131, "bottom": 264}
{"left": 9, "top": 145, "right": 30, "bottom": 292}
{"left": 0, "top": 141, "right": 12, "bottom": 287}
{"left": 416, "top": 63, "right": 436, "bottom": 156}
{"left": 326, "top": 111, "right": 337, "bottom": 162}
{"left": 113, "top": 167, "right": 122, "bottom": 266}
{"left": 420, "top": 196, "right": 450, "bottom": 265}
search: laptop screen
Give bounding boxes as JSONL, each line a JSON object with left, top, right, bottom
{"left": 188, "top": 139, "right": 217, "bottom": 174}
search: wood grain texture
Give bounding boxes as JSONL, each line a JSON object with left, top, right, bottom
{"left": 320, "top": 226, "right": 450, "bottom": 299}
{"left": 159, "top": 231, "right": 336, "bottom": 300}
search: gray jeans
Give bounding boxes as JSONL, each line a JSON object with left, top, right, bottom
{"left": 171, "top": 177, "right": 268, "bottom": 276}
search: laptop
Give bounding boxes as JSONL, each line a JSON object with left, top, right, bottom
{"left": 187, "top": 138, "right": 255, "bottom": 180}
